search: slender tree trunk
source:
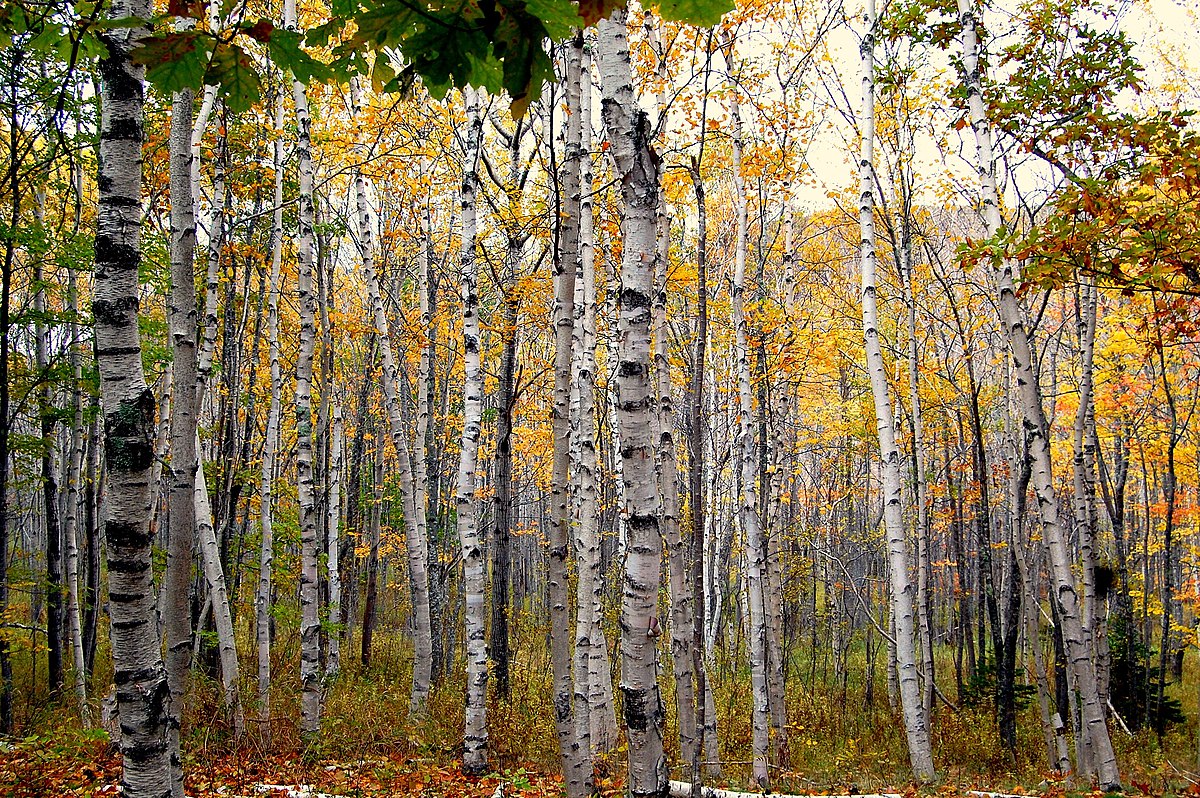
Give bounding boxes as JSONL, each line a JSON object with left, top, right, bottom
{"left": 725, "top": 45, "right": 771, "bottom": 788}
{"left": 456, "top": 85, "right": 489, "bottom": 777}
{"left": 686, "top": 38, "right": 718, "bottom": 775}
{"left": 95, "top": 0, "right": 175, "bottom": 789}
{"left": 65, "top": 243, "right": 89, "bottom": 723}
{"left": 257, "top": 82, "right": 285, "bottom": 734}
{"left": 362, "top": 451, "right": 382, "bottom": 669}
{"left": 326, "top": 406, "right": 343, "bottom": 679}
{"left": 857, "top": 5, "right": 935, "bottom": 779}
{"left": 285, "top": 0, "right": 321, "bottom": 738}
{"left": 958, "top": 0, "right": 1118, "bottom": 785}
{"left": 899, "top": 229, "right": 935, "bottom": 718}
{"left": 34, "top": 228, "right": 64, "bottom": 703}
{"left": 569, "top": 49, "right": 618, "bottom": 751}
{"left": 550, "top": 38, "right": 592, "bottom": 798}
{"left": 164, "top": 83, "right": 200, "bottom": 798}
{"left": 352, "top": 77, "right": 433, "bottom": 712}
{"left": 598, "top": 11, "right": 667, "bottom": 796}
{"left": 195, "top": 441, "right": 243, "bottom": 735}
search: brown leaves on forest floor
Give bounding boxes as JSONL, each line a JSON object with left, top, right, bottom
{"left": 0, "top": 735, "right": 576, "bottom": 798}
{"left": 0, "top": 733, "right": 1193, "bottom": 798}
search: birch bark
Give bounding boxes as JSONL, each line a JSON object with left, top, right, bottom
{"left": 285, "top": 0, "right": 322, "bottom": 737}
{"left": 957, "top": 0, "right": 1118, "bottom": 786}
{"left": 95, "top": 0, "right": 174, "bottom": 790}
{"left": 550, "top": 38, "right": 593, "bottom": 798}
{"left": 257, "top": 83, "right": 285, "bottom": 731}
{"left": 65, "top": 246, "right": 89, "bottom": 723}
{"left": 326, "top": 405, "right": 343, "bottom": 679}
{"left": 351, "top": 78, "right": 433, "bottom": 711}
{"left": 456, "top": 85, "right": 489, "bottom": 776}
{"left": 857, "top": 3, "right": 935, "bottom": 779}
{"left": 165, "top": 83, "right": 199, "bottom": 798}
{"left": 725, "top": 49, "right": 772, "bottom": 787}
{"left": 570, "top": 45, "right": 618, "bottom": 751}
{"left": 598, "top": 11, "right": 667, "bottom": 796}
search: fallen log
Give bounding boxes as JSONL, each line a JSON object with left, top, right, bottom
{"left": 667, "top": 780, "right": 902, "bottom": 798}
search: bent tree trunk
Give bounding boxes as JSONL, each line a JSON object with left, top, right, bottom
{"left": 598, "top": 10, "right": 668, "bottom": 797}
{"left": 857, "top": 2, "right": 935, "bottom": 780}
{"left": 958, "top": 0, "right": 1118, "bottom": 787}
{"left": 96, "top": 0, "right": 174, "bottom": 791}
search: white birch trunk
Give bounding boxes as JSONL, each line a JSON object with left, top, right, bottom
{"left": 571, "top": 49, "right": 618, "bottom": 750}
{"left": 65, "top": 256, "right": 89, "bottom": 724}
{"left": 456, "top": 85, "right": 489, "bottom": 776}
{"left": 857, "top": 3, "right": 935, "bottom": 779}
{"left": 257, "top": 83, "right": 285, "bottom": 732}
{"left": 551, "top": 39, "right": 592, "bottom": 798}
{"left": 957, "top": 0, "right": 1118, "bottom": 786}
{"left": 95, "top": 0, "right": 174, "bottom": 790}
{"left": 165, "top": 83, "right": 199, "bottom": 798}
{"left": 724, "top": 49, "right": 772, "bottom": 788}
{"left": 598, "top": 11, "right": 668, "bottom": 796}
{"left": 352, "top": 78, "right": 433, "bottom": 712}
{"left": 192, "top": 441, "right": 243, "bottom": 736}
{"left": 285, "top": 0, "right": 322, "bottom": 738}
{"left": 326, "top": 406, "right": 343, "bottom": 679}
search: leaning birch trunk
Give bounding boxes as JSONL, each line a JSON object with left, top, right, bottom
{"left": 95, "top": 0, "right": 174, "bottom": 791}
{"left": 164, "top": 83, "right": 200, "bottom": 798}
{"left": 857, "top": 3, "right": 935, "bottom": 780}
{"left": 958, "top": 0, "right": 1118, "bottom": 786}
{"left": 285, "top": 0, "right": 322, "bottom": 738}
{"left": 352, "top": 77, "right": 433, "bottom": 712}
{"left": 900, "top": 232, "right": 935, "bottom": 717}
{"left": 725, "top": 49, "right": 771, "bottom": 789}
{"left": 658, "top": 208, "right": 698, "bottom": 775}
{"left": 598, "top": 11, "right": 668, "bottom": 797}
{"left": 194, "top": 440, "right": 243, "bottom": 736}
{"left": 65, "top": 252, "right": 89, "bottom": 724}
{"left": 571, "top": 44, "right": 619, "bottom": 751}
{"left": 550, "top": 37, "right": 593, "bottom": 798}
{"left": 647, "top": 20, "right": 696, "bottom": 774}
{"left": 456, "top": 85, "right": 489, "bottom": 776}
{"left": 257, "top": 83, "right": 285, "bottom": 732}
{"left": 326, "top": 405, "right": 343, "bottom": 678}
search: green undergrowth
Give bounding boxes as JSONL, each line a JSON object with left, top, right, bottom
{"left": 9, "top": 622, "right": 1200, "bottom": 795}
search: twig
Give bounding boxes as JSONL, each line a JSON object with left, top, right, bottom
{"left": 1107, "top": 699, "right": 1133, "bottom": 737}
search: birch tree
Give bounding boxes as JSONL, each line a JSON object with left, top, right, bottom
{"left": 957, "top": 0, "right": 1119, "bottom": 785}
{"left": 353, "top": 77, "right": 434, "bottom": 712}
{"left": 456, "top": 84, "right": 489, "bottom": 776}
{"left": 94, "top": 0, "right": 174, "bottom": 790}
{"left": 724, "top": 39, "right": 772, "bottom": 788}
{"left": 164, "top": 79, "right": 199, "bottom": 798}
{"left": 285, "top": 0, "right": 323, "bottom": 737}
{"left": 598, "top": 10, "right": 668, "bottom": 796}
{"left": 856, "top": 1, "right": 935, "bottom": 779}
{"left": 257, "top": 83, "right": 285, "bottom": 732}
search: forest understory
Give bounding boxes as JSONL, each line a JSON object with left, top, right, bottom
{"left": 5, "top": 628, "right": 1200, "bottom": 797}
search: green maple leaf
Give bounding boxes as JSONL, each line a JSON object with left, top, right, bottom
{"left": 206, "top": 42, "right": 261, "bottom": 113}
{"left": 133, "top": 30, "right": 211, "bottom": 95}
{"left": 651, "top": 0, "right": 732, "bottom": 26}
{"left": 269, "top": 28, "right": 334, "bottom": 83}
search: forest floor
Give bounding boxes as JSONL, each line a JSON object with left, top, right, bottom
{"left": 4, "top": 725, "right": 1200, "bottom": 798}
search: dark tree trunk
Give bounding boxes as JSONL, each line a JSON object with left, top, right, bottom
{"left": 491, "top": 292, "right": 517, "bottom": 702}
